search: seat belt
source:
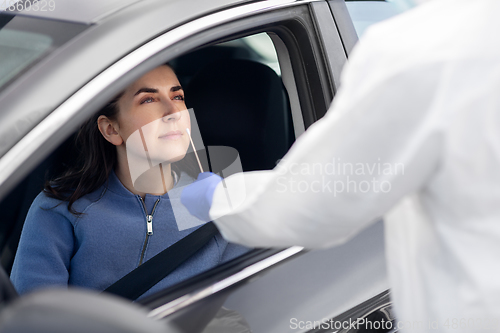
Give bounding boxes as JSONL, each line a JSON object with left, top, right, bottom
{"left": 104, "top": 222, "right": 218, "bottom": 300}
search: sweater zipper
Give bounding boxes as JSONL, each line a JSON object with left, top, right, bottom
{"left": 138, "top": 197, "right": 160, "bottom": 266}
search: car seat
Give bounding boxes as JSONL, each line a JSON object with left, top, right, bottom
{"left": 185, "top": 59, "right": 294, "bottom": 171}
{"left": 170, "top": 44, "right": 258, "bottom": 88}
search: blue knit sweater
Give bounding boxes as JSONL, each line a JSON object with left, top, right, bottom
{"left": 10, "top": 170, "right": 250, "bottom": 299}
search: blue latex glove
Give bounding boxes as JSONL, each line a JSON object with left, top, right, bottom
{"left": 181, "top": 172, "right": 223, "bottom": 222}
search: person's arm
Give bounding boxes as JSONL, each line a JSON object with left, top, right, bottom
{"left": 10, "top": 193, "right": 75, "bottom": 294}
{"left": 210, "top": 28, "right": 444, "bottom": 249}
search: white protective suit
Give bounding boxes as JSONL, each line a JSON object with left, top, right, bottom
{"left": 210, "top": 0, "right": 500, "bottom": 331}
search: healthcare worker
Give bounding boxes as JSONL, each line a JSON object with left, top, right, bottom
{"left": 182, "top": 0, "right": 500, "bottom": 331}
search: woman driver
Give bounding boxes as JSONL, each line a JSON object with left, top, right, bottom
{"left": 10, "top": 64, "right": 249, "bottom": 299}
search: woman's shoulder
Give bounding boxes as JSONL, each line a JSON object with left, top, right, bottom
{"left": 32, "top": 185, "right": 107, "bottom": 218}
{"left": 24, "top": 191, "right": 74, "bottom": 226}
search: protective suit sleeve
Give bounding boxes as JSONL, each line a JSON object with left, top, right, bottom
{"left": 210, "top": 27, "right": 444, "bottom": 249}
{"left": 10, "top": 193, "right": 74, "bottom": 294}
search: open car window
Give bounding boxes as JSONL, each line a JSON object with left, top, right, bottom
{"left": 0, "top": 30, "right": 296, "bottom": 301}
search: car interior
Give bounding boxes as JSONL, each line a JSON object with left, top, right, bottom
{"left": 0, "top": 32, "right": 295, "bottom": 301}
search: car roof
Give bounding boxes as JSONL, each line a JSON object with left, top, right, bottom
{"left": 0, "top": 0, "right": 255, "bottom": 24}
{"left": 0, "top": 0, "right": 146, "bottom": 24}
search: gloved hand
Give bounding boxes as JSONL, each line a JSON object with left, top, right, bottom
{"left": 181, "top": 172, "right": 223, "bottom": 222}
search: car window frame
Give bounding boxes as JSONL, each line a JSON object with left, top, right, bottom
{"left": 328, "top": 0, "right": 359, "bottom": 56}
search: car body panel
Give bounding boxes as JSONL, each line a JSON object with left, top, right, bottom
{"left": 219, "top": 221, "right": 388, "bottom": 333}
{"left": 1, "top": 0, "right": 143, "bottom": 24}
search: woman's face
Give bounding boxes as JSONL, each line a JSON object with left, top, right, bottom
{"left": 115, "top": 65, "right": 191, "bottom": 166}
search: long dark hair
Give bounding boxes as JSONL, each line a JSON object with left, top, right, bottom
{"left": 44, "top": 94, "right": 123, "bottom": 215}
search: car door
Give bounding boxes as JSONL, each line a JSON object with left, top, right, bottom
{"left": 0, "top": 0, "right": 398, "bottom": 332}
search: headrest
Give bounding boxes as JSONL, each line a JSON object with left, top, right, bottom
{"left": 185, "top": 59, "right": 292, "bottom": 171}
